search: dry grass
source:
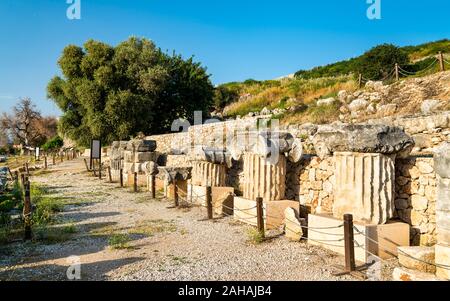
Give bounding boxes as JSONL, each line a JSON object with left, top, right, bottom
{"left": 223, "top": 75, "right": 356, "bottom": 118}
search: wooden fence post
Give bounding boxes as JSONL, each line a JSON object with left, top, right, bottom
{"left": 173, "top": 180, "right": 179, "bottom": 207}
{"left": 150, "top": 175, "right": 156, "bottom": 199}
{"left": 438, "top": 51, "right": 445, "bottom": 72}
{"left": 120, "top": 169, "right": 123, "bottom": 187}
{"left": 98, "top": 161, "right": 102, "bottom": 179}
{"left": 44, "top": 156, "right": 48, "bottom": 170}
{"left": 343, "top": 214, "right": 356, "bottom": 272}
{"left": 52, "top": 154, "right": 56, "bottom": 165}
{"left": 14, "top": 171, "right": 19, "bottom": 186}
{"left": 25, "top": 163, "right": 29, "bottom": 176}
{"left": 108, "top": 166, "right": 112, "bottom": 183}
{"left": 256, "top": 197, "right": 265, "bottom": 238}
{"left": 23, "top": 180, "right": 32, "bottom": 240}
{"left": 134, "top": 172, "right": 138, "bottom": 193}
{"left": 395, "top": 63, "right": 399, "bottom": 81}
{"left": 83, "top": 158, "right": 90, "bottom": 172}
{"left": 206, "top": 186, "right": 213, "bottom": 220}
{"left": 358, "top": 73, "right": 362, "bottom": 88}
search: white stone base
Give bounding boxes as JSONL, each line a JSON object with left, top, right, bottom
{"left": 233, "top": 197, "right": 266, "bottom": 227}
{"left": 393, "top": 267, "right": 440, "bottom": 281}
{"left": 435, "top": 244, "right": 450, "bottom": 280}
{"left": 308, "top": 214, "right": 409, "bottom": 263}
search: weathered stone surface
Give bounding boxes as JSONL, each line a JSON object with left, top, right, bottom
{"left": 392, "top": 267, "right": 439, "bottom": 281}
{"left": 212, "top": 187, "right": 234, "bottom": 216}
{"left": 421, "top": 99, "right": 443, "bottom": 115}
{"left": 434, "top": 143, "right": 450, "bottom": 179}
{"left": 333, "top": 152, "right": 395, "bottom": 224}
{"left": 126, "top": 139, "right": 157, "bottom": 152}
{"left": 434, "top": 142, "right": 450, "bottom": 253}
{"left": 308, "top": 214, "right": 409, "bottom": 262}
{"left": 190, "top": 147, "right": 232, "bottom": 167}
{"left": 233, "top": 197, "right": 265, "bottom": 227}
{"left": 378, "top": 104, "right": 397, "bottom": 116}
{"left": 397, "top": 246, "right": 436, "bottom": 273}
{"left": 266, "top": 200, "right": 299, "bottom": 230}
{"left": 348, "top": 99, "right": 368, "bottom": 112}
{"left": 312, "top": 124, "right": 414, "bottom": 159}
{"left": 191, "top": 161, "right": 226, "bottom": 187}
{"left": 435, "top": 244, "right": 450, "bottom": 280}
{"left": 317, "top": 97, "right": 335, "bottom": 106}
{"left": 142, "top": 161, "right": 159, "bottom": 175}
{"left": 411, "top": 195, "right": 428, "bottom": 211}
{"left": 243, "top": 152, "right": 286, "bottom": 202}
{"left": 284, "top": 207, "right": 303, "bottom": 241}
{"left": 157, "top": 166, "right": 192, "bottom": 183}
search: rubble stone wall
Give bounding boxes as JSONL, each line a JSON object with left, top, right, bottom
{"left": 396, "top": 156, "right": 437, "bottom": 246}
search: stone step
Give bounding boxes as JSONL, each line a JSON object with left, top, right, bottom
{"left": 397, "top": 246, "right": 436, "bottom": 273}
{"left": 393, "top": 267, "right": 440, "bottom": 281}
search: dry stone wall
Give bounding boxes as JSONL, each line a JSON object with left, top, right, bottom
{"left": 143, "top": 113, "right": 449, "bottom": 246}
{"left": 395, "top": 157, "right": 437, "bottom": 246}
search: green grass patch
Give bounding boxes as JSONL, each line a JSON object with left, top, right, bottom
{"left": 247, "top": 228, "right": 265, "bottom": 244}
{"left": 108, "top": 233, "right": 132, "bottom": 250}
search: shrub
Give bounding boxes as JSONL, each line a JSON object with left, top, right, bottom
{"left": 41, "top": 136, "right": 64, "bottom": 151}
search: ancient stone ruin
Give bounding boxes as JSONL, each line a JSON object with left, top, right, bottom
{"left": 105, "top": 110, "right": 450, "bottom": 280}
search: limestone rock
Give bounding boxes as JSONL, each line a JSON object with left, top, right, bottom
{"left": 392, "top": 267, "right": 439, "bottom": 281}
{"left": 416, "top": 161, "right": 434, "bottom": 174}
{"left": 284, "top": 207, "right": 303, "bottom": 241}
{"left": 260, "top": 107, "right": 271, "bottom": 115}
{"left": 348, "top": 99, "right": 368, "bottom": 112}
{"left": 317, "top": 97, "right": 335, "bottom": 106}
{"left": 377, "top": 104, "right": 397, "bottom": 116}
{"left": 411, "top": 195, "right": 428, "bottom": 211}
{"left": 312, "top": 124, "right": 414, "bottom": 159}
{"left": 435, "top": 244, "right": 450, "bottom": 280}
{"left": 243, "top": 153, "right": 286, "bottom": 202}
{"left": 434, "top": 143, "right": 450, "bottom": 179}
{"left": 337, "top": 90, "right": 348, "bottom": 102}
{"left": 397, "top": 246, "right": 436, "bottom": 273}
{"left": 421, "top": 99, "right": 442, "bottom": 115}
{"left": 333, "top": 152, "right": 395, "bottom": 224}
{"left": 142, "top": 161, "right": 159, "bottom": 175}
{"left": 127, "top": 139, "right": 157, "bottom": 152}
{"left": 191, "top": 146, "right": 232, "bottom": 167}
{"left": 365, "top": 80, "right": 384, "bottom": 91}
{"left": 157, "top": 166, "right": 192, "bottom": 183}
{"left": 191, "top": 161, "right": 226, "bottom": 187}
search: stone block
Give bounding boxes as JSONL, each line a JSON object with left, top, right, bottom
{"left": 397, "top": 246, "right": 436, "bottom": 273}
{"left": 435, "top": 244, "right": 450, "bottom": 280}
{"left": 167, "top": 180, "right": 188, "bottom": 200}
{"left": 187, "top": 184, "right": 207, "bottom": 206}
{"left": 212, "top": 187, "right": 234, "bottom": 216}
{"left": 392, "top": 267, "right": 440, "bottom": 281}
{"left": 285, "top": 208, "right": 303, "bottom": 241}
{"left": 333, "top": 152, "right": 395, "bottom": 224}
{"left": 265, "top": 200, "right": 300, "bottom": 230}
{"left": 308, "top": 214, "right": 409, "bottom": 263}
{"left": 243, "top": 152, "right": 286, "bottom": 202}
{"left": 192, "top": 161, "right": 226, "bottom": 187}
{"left": 233, "top": 197, "right": 266, "bottom": 227}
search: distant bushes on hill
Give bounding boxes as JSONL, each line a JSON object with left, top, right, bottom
{"left": 294, "top": 39, "right": 450, "bottom": 81}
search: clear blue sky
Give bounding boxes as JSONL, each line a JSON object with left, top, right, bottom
{"left": 0, "top": 0, "right": 449, "bottom": 116}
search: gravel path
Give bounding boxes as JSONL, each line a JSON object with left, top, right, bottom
{"left": 0, "top": 158, "right": 368, "bottom": 281}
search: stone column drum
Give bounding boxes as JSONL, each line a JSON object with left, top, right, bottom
{"left": 333, "top": 152, "right": 395, "bottom": 225}
{"left": 243, "top": 152, "right": 286, "bottom": 202}
{"left": 434, "top": 143, "right": 450, "bottom": 280}
{"left": 191, "top": 161, "right": 226, "bottom": 187}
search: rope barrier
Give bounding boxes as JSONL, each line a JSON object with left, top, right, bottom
{"left": 353, "top": 226, "right": 450, "bottom": 271}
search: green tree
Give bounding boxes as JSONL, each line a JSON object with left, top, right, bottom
{"left": 47, "top": 37, "right": 214, "bottom": 146}
{"left": 356, "top": 44, "right": 409, "bottom": 81}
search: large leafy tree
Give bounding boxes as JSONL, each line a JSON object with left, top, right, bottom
{"left": 356, "top": 44, "right": 409, "bottom": 81}
{"left": 47, "top": 37, "right": 214, "bottom": 146}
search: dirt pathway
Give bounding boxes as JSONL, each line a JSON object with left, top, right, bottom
{"left": 0, "top": 158, "right": 360, "bottom": 281}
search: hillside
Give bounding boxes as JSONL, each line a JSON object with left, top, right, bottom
{"left": 215, "top": 39, "right": 450, "bottom": 124}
